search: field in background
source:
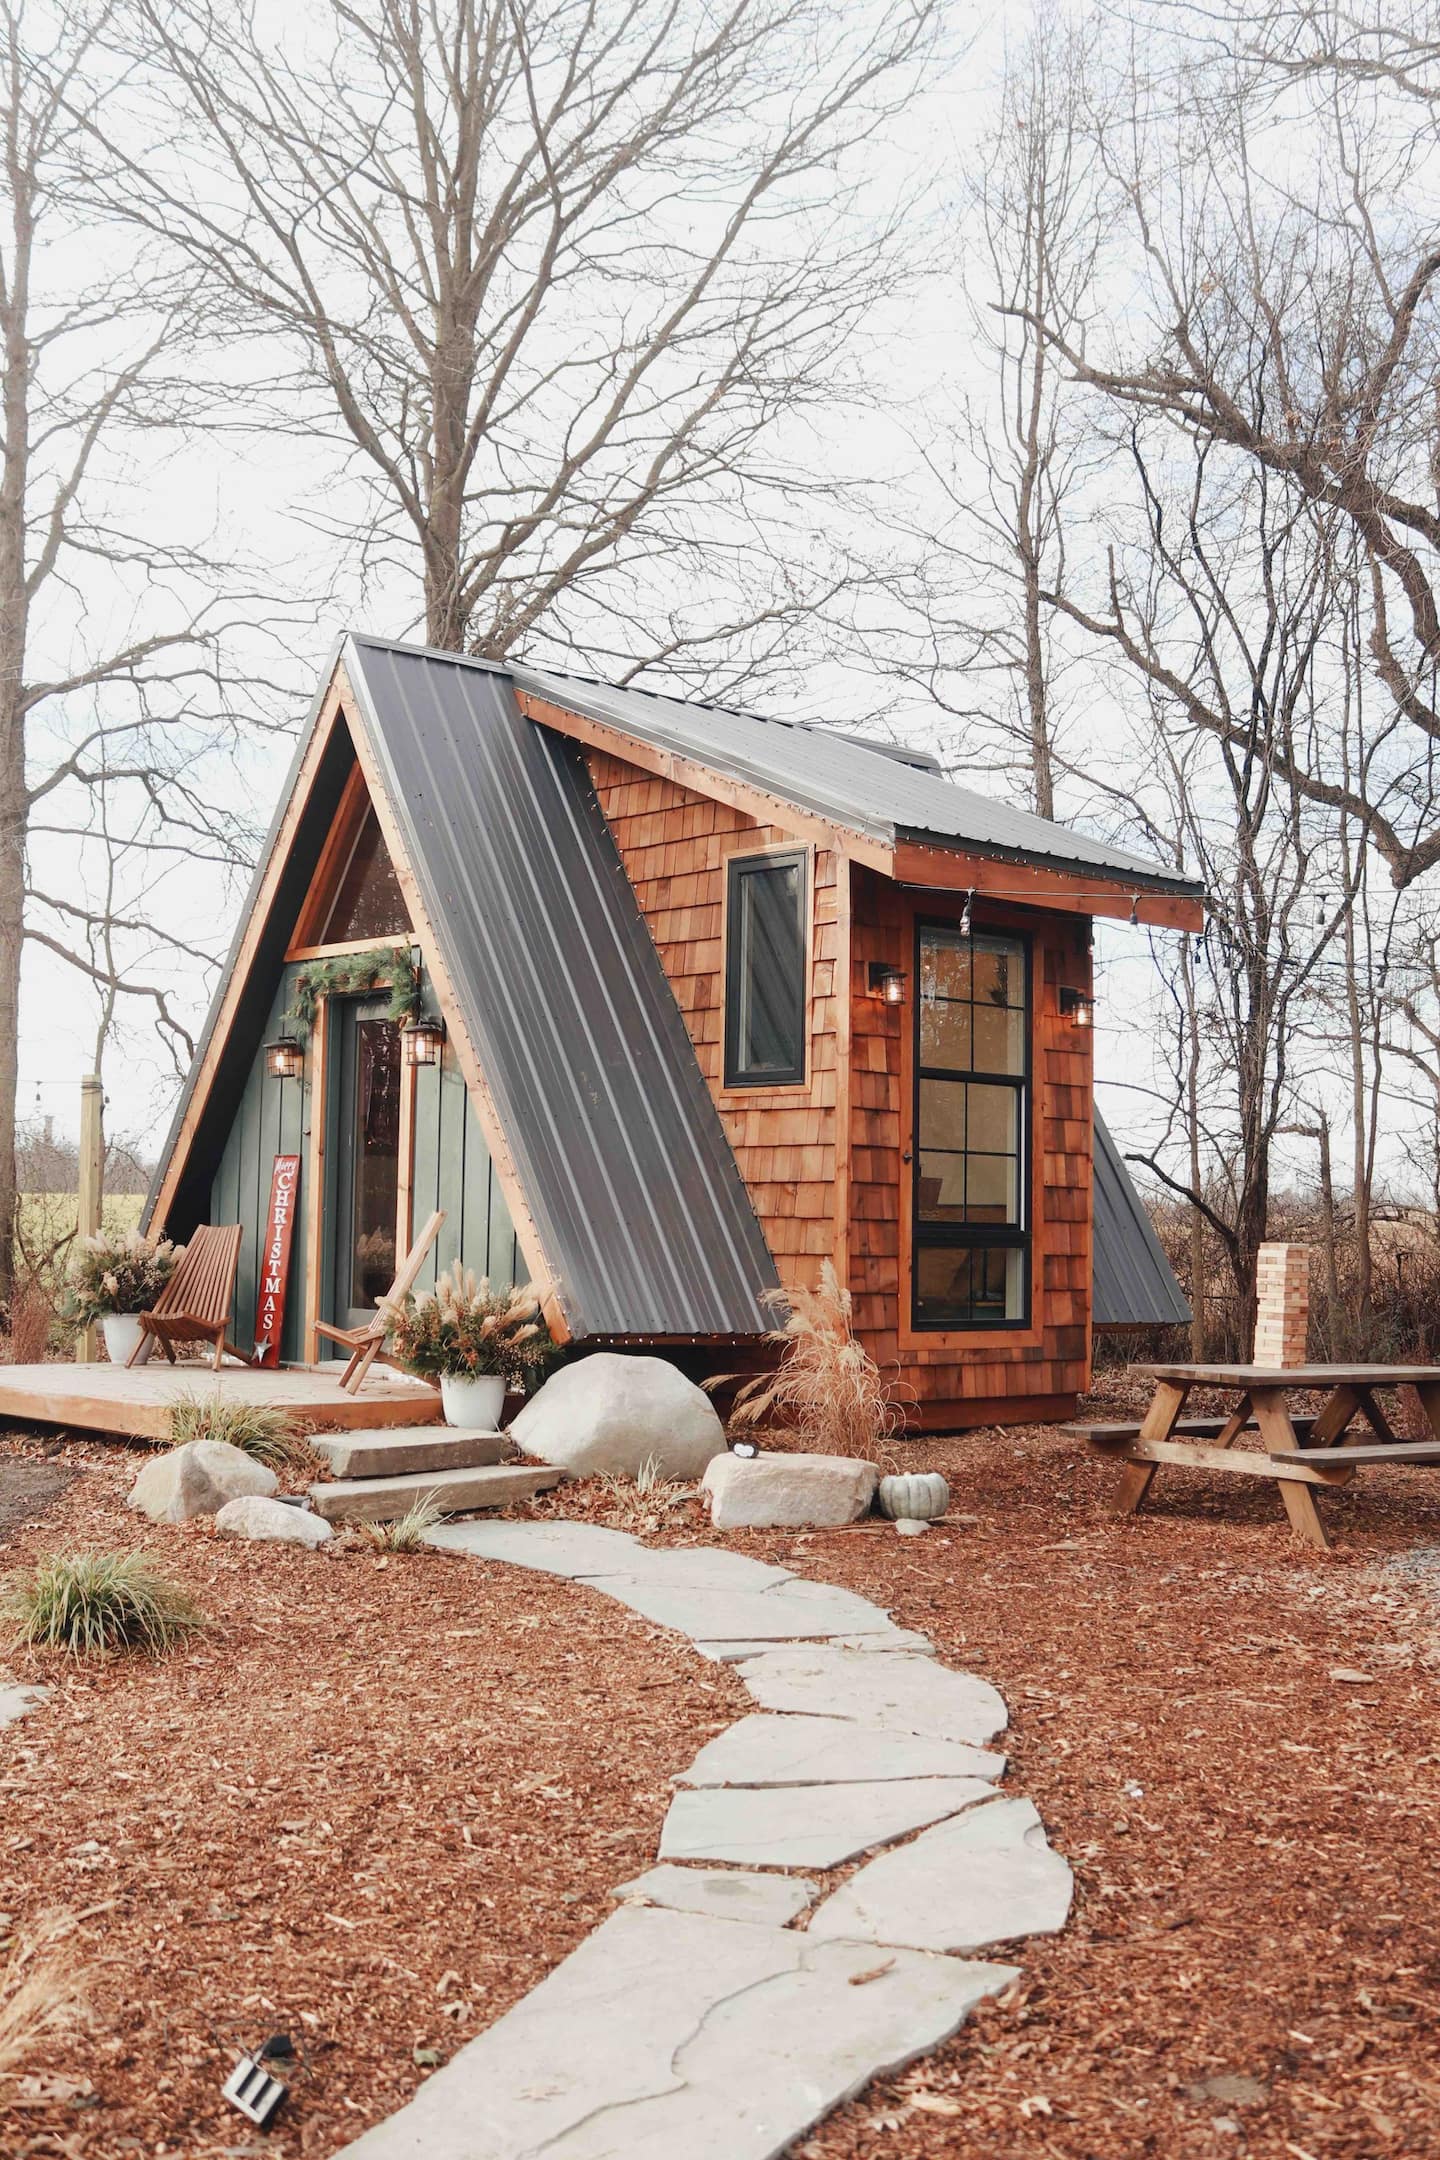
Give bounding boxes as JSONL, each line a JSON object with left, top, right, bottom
{"left": 18, "top": 1192, "right": 145, "bottom": 1258}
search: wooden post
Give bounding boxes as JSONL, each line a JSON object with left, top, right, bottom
{"left": 75, "top": 1073, "right": 103, "bottom": 1364}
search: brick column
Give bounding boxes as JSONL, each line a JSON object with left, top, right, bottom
{"left": 1253, "top": 1243, "right": 1310, "bottom": 1366}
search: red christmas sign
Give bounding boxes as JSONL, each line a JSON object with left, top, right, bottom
{"left": 255, "top": 1154, "right": 301, "bottom": 1367}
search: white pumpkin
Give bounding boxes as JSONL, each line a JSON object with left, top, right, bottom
{"left": 876, "top": 1470, "right": 950, "bottom": 1521}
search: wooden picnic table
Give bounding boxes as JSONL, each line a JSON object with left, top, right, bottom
{"left": 1085, "top": 1362, "right": 1440, "bottom": 1550}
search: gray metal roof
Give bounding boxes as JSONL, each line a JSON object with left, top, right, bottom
{"left": 1092, "top": 1109, "right": 1191, "bottom": 1330}
{"left": 512, "top": 659, "right": 1201, "bottom": 895}
{"left": 343, "top": 636, "right": 779, "bottom": 1337}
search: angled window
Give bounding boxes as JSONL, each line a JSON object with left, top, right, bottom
{"left": 724, "top": 849, "right": 808, "bottom": 1087}
{"left": 322, "top": 803, "right": 409, "bottom": 943}
{"left": 913, "top": 923, "right": 1029, "bottom": 1329}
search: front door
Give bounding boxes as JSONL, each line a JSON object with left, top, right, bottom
{"left": 329, "top": 998, "right": 403, "bottom": 1332}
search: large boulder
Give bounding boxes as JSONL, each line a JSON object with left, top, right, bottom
{"left": 702, "top": 1449, "right": 877, "bottom": 1530}
{"left": 127, "top": 1439, "right": 277, "bottom": 1525}
{"left": 214, "top": 1495, "right": 334, "bottom": 1547}
{"left": 509, "top": 1354, "right": 726, "bottom": 1481}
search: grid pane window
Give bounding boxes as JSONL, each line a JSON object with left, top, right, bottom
{"left": 914, "top": 926, "right": 1028, "bottom": 1329}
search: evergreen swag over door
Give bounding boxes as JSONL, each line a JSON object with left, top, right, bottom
{"left": 285, "top": 947, "right": 422, "bottom": 1037}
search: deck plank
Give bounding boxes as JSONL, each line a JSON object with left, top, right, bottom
{"left": 0, "top": 1364, "right": 442, "bottom": 1442}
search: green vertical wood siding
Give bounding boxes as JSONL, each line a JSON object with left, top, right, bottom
{"left": 209, "top": 964, "right": 524, "bottom": 1359}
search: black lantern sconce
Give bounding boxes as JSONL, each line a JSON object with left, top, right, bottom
{"left": 867, "top": 962, "right": 907, "bottom": 1006}
{"left": 1058, "top": 986, "right": 1096, "bottom": 1031}
{"left": 402, "top": 1014, "right": 446, "bottom": 1068}
{"left": 264, "top": 1035, "right": 304, "bottom": 1081}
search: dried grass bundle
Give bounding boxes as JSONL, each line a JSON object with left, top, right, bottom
{"left": 169, "top": 1393, "right": 311, "bottom": 1469}
{"left": 354, "top": 1493, "right": 448, "bottom": 1552}
{"left": 720, "top": 1261, "right": 908, "bottom": 1461}
{"left": 0, "top": 1916, "right": 87, "bottom": 2082}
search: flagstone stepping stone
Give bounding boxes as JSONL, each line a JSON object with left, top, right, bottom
{"left": 0, "top": 1681, "right": 46, "bottom": 1732}
{"left": 611, "top": 1863, "right": 816, "bottom": 1927}
{"left": 738, "top": 1643, "right": 1008, "bottom": 1746}
{"left": 659, "top": 1775, "right": 995, "bottom": 1869}
{"left": 427, "top": 1520, "right": 796, "bottom": 1597}
{"left": 693, "top": 1626, "right": 934, "bottom": 1662}
{"left": 330, "top": 1905, "right": 1018, "bottom": 2160}
{"left": 676, "top": 1713, "right": 1006, "bottom": 1789}
{"left": 586, "top": 1575, "right": 896, "bottom": 1644}
{"left": 426, "top": 1519, "right": 649, "bottom": 1576}
{"left": 808, "top": 1797, "right": 1074, "bottom": 1954}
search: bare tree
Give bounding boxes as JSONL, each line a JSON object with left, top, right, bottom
{"left": 874, "top": 5, "right": 1100, "bottom": 812}
{"left": 0, "top": 0, "right": 288, "bottom": 1309}
{"left": 1012, "top": 5, "right": 1440, "bottom": 887}
{"left": 97, "top": 0, "right": 938, "bottom": 683}
{"left": 1059, "top": 422, "right": 1360, "bottom": 1331}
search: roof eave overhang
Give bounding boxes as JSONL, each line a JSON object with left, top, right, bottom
{"left": 892, "top": 835, "right": 1206, "bottom": 933}
{"left": 521, "top": 688, "right": 1205, "bottom": 932}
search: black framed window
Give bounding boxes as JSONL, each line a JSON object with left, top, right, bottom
{"left": 724, "top": 849, "right": 807, "bottom": 1087}
{"left": 913, "top": 922, "right": 1029, "bottom": 1329}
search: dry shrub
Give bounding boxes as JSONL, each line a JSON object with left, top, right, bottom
{"left": 354, "top": 1493, "right": 448, "bottom": 1552}
{"left": 593, "top": 1454, "right": 694, "bottom": 1535}
{"left": 0, "top": 1916, "right": 87, "bottom": 2080}
{"left": 720, "top": 1261, "right": 908, "bottom": 1460}
{"left": 3, "top": 1277, "right": 57, "bottom": 1365}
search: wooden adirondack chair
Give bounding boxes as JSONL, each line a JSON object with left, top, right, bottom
{"left": 314, "top": 1208, "right": 446, "bottom": 1393}
{"left": 128, "top": 1223, "right": 247, "bottom": 1371}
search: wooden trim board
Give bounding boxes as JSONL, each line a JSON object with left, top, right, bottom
{"left": 0, "top": 1363, "right": 442, "bottom": 1442}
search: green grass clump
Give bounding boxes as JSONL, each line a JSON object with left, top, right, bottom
{"left": 169, "top": 1393, "right": 307, "bottom": 1469}
{"left": 355, "top": 1493, "right": 448, "bottom": 1553}
{"left": 2, "top": 1551, "right": 206, "bottom": 1659}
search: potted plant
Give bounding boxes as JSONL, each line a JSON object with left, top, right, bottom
{"left": 64, "top": 1229, "right": 181, "bottom": 1365}
{"left": 384, "top": 1265, "right": 547, "bottom": 1427}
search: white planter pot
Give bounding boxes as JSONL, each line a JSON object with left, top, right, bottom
{"left": 440, "top": 1372, "right": 505, "bottom": 1430}
{"left": 101, "top": 1313, "right": 150, "bottom": 1366}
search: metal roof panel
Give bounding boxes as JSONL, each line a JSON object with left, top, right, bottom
{"left": 1091, "top": 1109, "right": 1191, "bottom": 1329}
{"left": 343, "top": 637, "right": 780, "bottom": 1338}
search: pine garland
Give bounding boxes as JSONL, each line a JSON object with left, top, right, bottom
{"left": 285, "top": 946, "right": 422, "bottom": 1038}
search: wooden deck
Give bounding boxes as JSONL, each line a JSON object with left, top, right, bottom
{"left": 0, "top": 1363, "right": 443, "bottom": 1443}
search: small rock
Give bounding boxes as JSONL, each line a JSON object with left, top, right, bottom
{"left": 128, "top": 1440, "right": 277, "bottom": 1524}
{"left": 508, "top": 1354, "right": 726, "bottom": 1480}
{"left": 895, "top": 1518, "right": 929, "bottom": 1538}
{"left": 1329, "top": 1668, "right": 1373, "bottom": 1685}
{"left": 702, "top": 1450, "right": 878, "bottom": 1529}
{"left": 214, "top": 1495, "right": 333, "bottom": 1547}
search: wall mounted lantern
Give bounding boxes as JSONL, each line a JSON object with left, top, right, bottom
{"left": 1058, "top": 986, "right": 1096, "bottom": 1031}
{"left": 264, "top": 1035, "right": 304, "bottom": 1081}
{"left": 867, "top": 962, "right": 907, "bottom": 1006}
{"left": 402, "top": 1014, "right": 446, "bottom": 1068}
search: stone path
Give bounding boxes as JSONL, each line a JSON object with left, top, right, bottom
{"left": 336, "top": 1521, "right": 1073, "bottom": 2160}
{"left": 0, "top": 1679, "right": 46, "bottom": 1732}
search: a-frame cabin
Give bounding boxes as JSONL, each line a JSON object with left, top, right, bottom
{"left": 145, "top": 634, "right": 1201, "bottom": 1431}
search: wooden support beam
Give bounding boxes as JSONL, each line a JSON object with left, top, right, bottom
{"left": 75, "top": 1072, "right": 102, "bottom": 1364}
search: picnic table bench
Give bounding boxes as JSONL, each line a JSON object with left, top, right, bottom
{"left": 1076, "top": 1363, "right": 1440, "bottom": 1549}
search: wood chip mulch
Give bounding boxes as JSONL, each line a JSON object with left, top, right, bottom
{"left": 0, "top": 1430, "right": 746, "bottom": 2157}
{"left": 574, "top": 1418, "right": 1436, "bottom": 2160}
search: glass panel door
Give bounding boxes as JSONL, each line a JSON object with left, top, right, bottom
{"left": 331, "top": 1000, "right": 402, "bottom": 1332}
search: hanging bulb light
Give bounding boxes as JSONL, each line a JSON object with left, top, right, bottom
{"left": 959, "top": 889, "right": 974, "bottom": 938}
{"left": 1129, "top": 894, "right": 1139, "bottom": 927}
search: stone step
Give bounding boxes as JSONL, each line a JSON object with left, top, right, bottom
{"left": 309, "top": 1463, "right": 562, "bottom": 1524}
{"left": 310, "top": 1426, "right": 509, "bottom": 1479}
